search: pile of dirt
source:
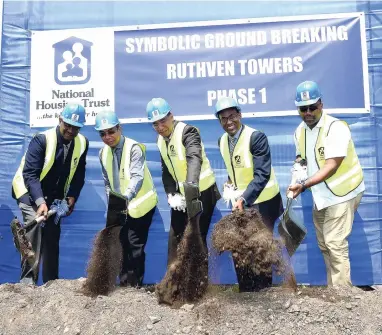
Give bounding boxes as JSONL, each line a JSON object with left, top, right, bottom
{"left": 155, "top": 217, "right": 208, "bottom": 307}
{"left": 1, "top": 279, "right": 381, "bottom": 335}
{"left": 81, "top": 226, "right": 123, "bottom": 297}
{"left": 211, "top": 208, "right": 290, "bottom": 282}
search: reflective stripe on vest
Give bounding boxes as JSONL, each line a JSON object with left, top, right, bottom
{"left": 101, "top": 137, "right": 158, "bottom": 218}
{"left": 219, "top": 125, "right": 280, "bottom": 204}
{"left": 12, "top": 128, "right": 87, "bottom": 199}
{"left": 296, "top": 114, "right": 364, "bottom": 197}
{"left": 157, "top": 121, "right": 215, "bottom": 195}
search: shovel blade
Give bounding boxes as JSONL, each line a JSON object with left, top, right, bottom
{"left": 106, "top": 190, "right": 128, "bottom": 228}
{"left": 10, "top": 217, "right": 36, "bottom": 266}
{"left": 278, "top": 200, "right": 307, "bottom": 256}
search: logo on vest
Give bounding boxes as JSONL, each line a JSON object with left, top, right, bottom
{"left": 234, "top": 155, "right": 243, "bottom": 167}
{"left": 121, "top": 168, "right": 125, "bottom": 180}
{"left": 318, "top": 147, "right": 325, "bottom": 160}
{"left": 169, "top": 144, "right": 176, "bottom": 156}
{"left": 73, "top": 157, "right": 78, "bottom": 168}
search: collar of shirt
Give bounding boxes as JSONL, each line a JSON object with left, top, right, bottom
{"left": 229, "top": 124, "right": 243, "bottom": 141}
{"left": 302, "top": 112, "right": 326, "bottom": 131}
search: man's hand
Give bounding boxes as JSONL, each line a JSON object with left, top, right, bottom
{"left": 288, "top": 183, "right": 304, "bottom": 199}
{"left": 66, "top": 197, "right": 76, "bottom": 216}
{"left": 232, "top": 198, "right": 245, "bottom": 212}
{"left": 36, "top": 203, "right": 48, "bottom": 219}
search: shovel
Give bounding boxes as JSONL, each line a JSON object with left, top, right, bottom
{"left": 278, "top": 174, "right": 307, "bottom": 257}
{"left": 11, "top": 207, "right": 59, "bottom": 269}
{"left": 83, "top": 190, "right": 128, "bottom": 296}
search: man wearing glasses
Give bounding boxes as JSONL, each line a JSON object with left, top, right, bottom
{"left": 95, "top": 110, "right": 158, "bottom": 288}
{"left": 146, "top": 98, "right": 221, "bottom": 266}
{"left": 214, "top": 96, "right": 283, "bottom": 292}
{"left": 12, "top": 104, "right": 89, "bottom": 285}
{"left": 288, "top": 81, "right": 365, "bottom": 287}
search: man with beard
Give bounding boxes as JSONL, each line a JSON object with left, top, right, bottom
{"left": 214, "top": 96, "right": 283, "bottom": 292}
{"left": 12, "top": 104, "right": 89, "bottom": 285}
{"left": 288, "top": 81, "right": 365, "bottom": 287}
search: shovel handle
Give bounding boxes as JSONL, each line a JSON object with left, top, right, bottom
{"left": 34, "top": 209, "right": 57, "bottom": 224}
{"left": 287, "top": 172, "right": 298, "bottom": 199}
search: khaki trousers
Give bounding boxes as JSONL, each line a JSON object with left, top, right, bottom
{"left": 313, "top": 192, "right": 363, "bottom": 286}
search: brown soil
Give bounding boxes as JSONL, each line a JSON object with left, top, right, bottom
{"left": 81, "top": 226, "right": 123, "bottom": 297}
{"left": 212, "top": 208, "right": 295, "bottom": 289}
{"left": 155, "top": 217, "right": 209, "bottom": 307}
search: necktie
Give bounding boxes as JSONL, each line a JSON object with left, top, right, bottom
{"left": 229, "top": 137, "right": 237, "bottom": 157}
{"left": 63, "top": 142, "right": 71, "bottom": 163}
{"left": 112, "top": 149, "right": 121, "bottom": 194}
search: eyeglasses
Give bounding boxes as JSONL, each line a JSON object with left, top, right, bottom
{"left": 299, "top": 102, "right": 321, "bottom": 113}
{"left": 152, "top": 115, "right": 169, "bottom": 129}
{"left": 99, "top": 127, "right": 118, "bottom": 137}
{"left": 219, "top": 113, "right": 240, "bottom": 125}
{"left": 62, "top": 121, "right": 80, "bottom": 132}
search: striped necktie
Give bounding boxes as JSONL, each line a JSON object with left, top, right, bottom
{"left": 229, "top": 136, "right": 237, "bottom": 157}
{"left": 63, "top": 142, "right": 71, "bottom": 163}
{"left": 112, "top": 149, "right": 121, "bottom": 194}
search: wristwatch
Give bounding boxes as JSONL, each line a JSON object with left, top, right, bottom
{"left": 300, "top": 180, "right": 307, "bottom": 192}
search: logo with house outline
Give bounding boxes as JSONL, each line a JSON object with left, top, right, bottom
{"left": 53, "top": 36, "right": 93, "bottom": 85}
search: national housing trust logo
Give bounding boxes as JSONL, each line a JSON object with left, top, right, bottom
{"left": 53, "top": 36, "right": 93, "bottom": 85}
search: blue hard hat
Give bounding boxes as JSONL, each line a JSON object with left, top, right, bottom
{"left": 214, "top": 96, "right": 241, "bottom": 118}
{"left": 146, "top": 98, "right": 172, "bottom": 122}
{"left": 295, "top": 81, "right": 322, "bottom": 107}
{"left": 94, "top": 110, "right": 120, "bottom": 131}
{"left": 60, "top": 104, "right": 86, "bottom": 128}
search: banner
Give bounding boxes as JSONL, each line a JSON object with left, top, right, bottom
{"left": 30, "top": 12, "right": 369, "bottom": 128}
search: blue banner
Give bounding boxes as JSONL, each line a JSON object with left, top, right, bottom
{"left": 114, "top": 13, "right": 369, "bottom": 121}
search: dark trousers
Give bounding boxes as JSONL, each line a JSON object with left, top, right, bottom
{"left": 233, "top": 192, "right": 284, "bottom": 292}
{"left": 167, "top": 184, "right": 219, "bottom": 266}
{"left": 119, "top": 207, "right": 156, "bottom": 287}
{"left": 18, "top": 202, "right": 61, "bottom": 284}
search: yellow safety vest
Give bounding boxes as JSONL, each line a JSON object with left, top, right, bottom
{"left": 296, "top": 114, "right": 364, "bottom": 197}
{"left": 101, "top": 137, "right": 158, "bottom": 218}
{"left": 157, "top": 121, "right": 215, "bottom": 195}
{"left": 219, "top": 125, "right": 280, "bottom": 204}
{"left": 12, "top": 127, "right": 87, "bottom": 200}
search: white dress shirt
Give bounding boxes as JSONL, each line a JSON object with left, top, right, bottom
{"left": 294, "top": 114, "right": 365, "bottom": 211}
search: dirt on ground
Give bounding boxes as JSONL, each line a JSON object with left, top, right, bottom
{"left": 2, "top": 209, "right": 381, "bottom": 334}
{"left": 1, "top": 279, "right": 382, "bottom": 335}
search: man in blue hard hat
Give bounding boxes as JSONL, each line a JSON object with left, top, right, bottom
{"left": 12, "top": 103, "right": 89, "bottom": 285}
{"left": 214, "top": 96, "right": 283, "bottom": 292}
{"left": 288, "top": 81, "right": 365, "bottom": 286}
{"left": 95, "top": 110, "right": 158, "bottom": 288}
{"left": 146, "top": 98, "right": 221, "bottom": 266}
